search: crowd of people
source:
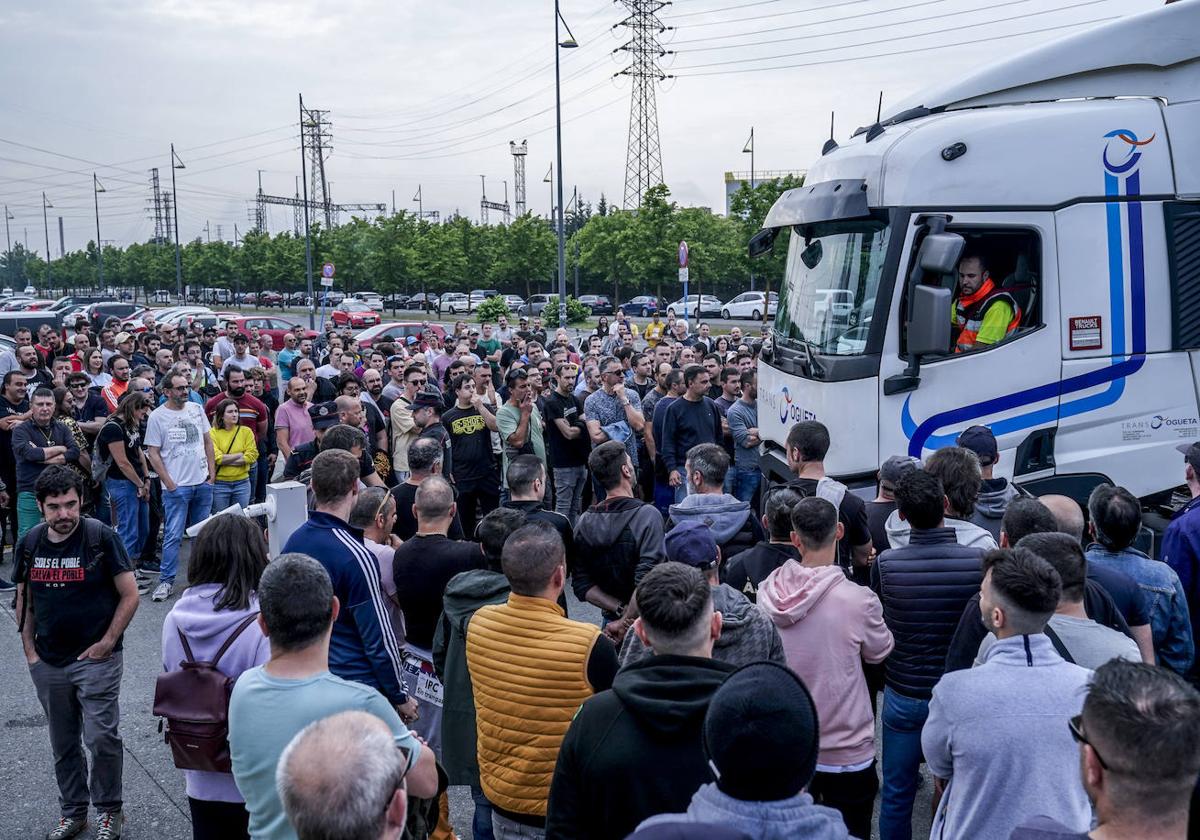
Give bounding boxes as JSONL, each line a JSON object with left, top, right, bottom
{"left": 7, "top": 307, "right": 1200, "bottom": 840}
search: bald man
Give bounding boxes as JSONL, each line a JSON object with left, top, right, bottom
{"left": 278, "top": 711, "right": 410, "bottom": 840}
{"left": 1040, "top": 494, "right": 1154, "bottom": 664}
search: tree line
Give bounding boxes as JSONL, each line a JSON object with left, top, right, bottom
{"left": 0, "top": 177, "right": 801, "bottom": 305}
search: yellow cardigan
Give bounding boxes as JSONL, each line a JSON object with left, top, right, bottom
{"left": 210, "top": 425, "right": 258, "bottom": 483}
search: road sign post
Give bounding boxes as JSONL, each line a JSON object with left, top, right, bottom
{"left": 319, "top": 263, "right": 335, "bottom": 330}
{"left": 678, "top": 241, "right": 689, "bottom": 320}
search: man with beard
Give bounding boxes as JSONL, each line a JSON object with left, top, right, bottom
{"left": 274, "top": 376, "right": 314, "bottom": 463}
{"left": 17, "top": 344, "right": 53, "bottom": 398}
{"left": 101, "top": 356, "right": 131, "bottom": 412}
{"left": 13, "top": 388, "right": 81, "bottom": 536}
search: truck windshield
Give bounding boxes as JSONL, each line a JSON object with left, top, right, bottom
{"left": 774, "top": 218, "right": 891, "bottom": 356}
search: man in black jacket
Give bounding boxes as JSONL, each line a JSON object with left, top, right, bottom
{"left": 871, "top": 468, "right": 983, "bottom": 840}
{"left": 723, "top": 486, "right": 803, "bottom": 602}
{"left": 546, "top": 561, "right": 734, "bottom": 840}
{"left": 573, "top": 442, "right": 666, "bottom": 644}
{"left": 504, "top": 454, "right": 574, "bottom": 565}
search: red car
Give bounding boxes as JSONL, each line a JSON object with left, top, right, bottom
{"left": 232, "top": 315, "right": 318, "bottom": 347}
{"left": 355, "top": 321, "right": 447, "bottom": 351}
{"left": 330, "top": 300, "right": 379, "bottom": 329}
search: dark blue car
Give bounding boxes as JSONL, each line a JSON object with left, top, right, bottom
{"left": 619, "top": 295, "right": 661, "bottom": 317}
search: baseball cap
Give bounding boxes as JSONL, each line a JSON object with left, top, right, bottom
{"left": 703, "top": 661, "right": 820, "bottom": 802}
{"left": 405, "top": 336, "right": 419, "bottom": 346}
{"left": 412, "top": 392, "right": 442, "bottom": 410}
{"left": 1177, "top": 441, "right": 1200, "bottom": 471}
{"left": 114, "top": 332, "right": 133, "bottom": 345}
{"left": 664, "top": 521, "right": 720, "bottom": 571}
{"left": 879, "top": 455, "right": 921, "bottom": 490}
{"left": 308, "top": 401, "right": 339, "bottom": 430}
{"left": 956, "top": 424, "right": 999, "bottom": 466}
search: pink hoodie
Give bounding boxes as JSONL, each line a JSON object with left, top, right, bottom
{"left": 758, "top": 560, "right": 894, "bottom": 767}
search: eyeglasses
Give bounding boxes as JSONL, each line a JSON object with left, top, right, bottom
{"left": 1068, "top": 715, "right": 1109, "bottom": 770}
{"left": 407, "top": 378, "right": 426, "bottom": 386}
{"left": 68, "top": 382, "right": 88, "bottom": 390}
{"left": 137, "top": 387, "right": 154, "bottom": 394}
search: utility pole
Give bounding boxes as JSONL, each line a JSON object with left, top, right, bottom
{"left": 299, "top": 93, "right": 316, "bottom": 329}
{"left": 42, "top": 192, "right": 52, "bottom": 289}
{"left": 58, "top": 217, "right": 64, "bottom": 258}
{"left": 616, "top": 0, "right": 669, "bottom": 208}
{"left": 94, "top": 174, "right": 105, "bottom": 287}
{"left": 392, "top": 189, "right": 396, "bottom": 215}
{"left": 414, "top": 185, "right": 423, "bottom": 220}
{"left": 171, "top": 143, "right": 185, "bottom": 299}
{"left": 4, "top": 205, "right": 12, "bottom": 256}
{"left": 554, "top": 0, "right": 577, "bottom": 325}
{"left": 204, "top": 220, "right": 211, "bottom": 243}
{"left": 510, "top": 140, "right": 528, "bottom": 217}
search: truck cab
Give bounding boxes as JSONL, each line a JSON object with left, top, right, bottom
{"left": 755, "top": 1, "right": 1200, "bottom": 507}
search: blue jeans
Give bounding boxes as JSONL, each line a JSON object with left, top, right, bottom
{"left": 211, "top": 478, "right": 251, "bottom": 514}
{"left": 108, "top": 479, "right": 148, "bottom": 560}
{"left": 727, "top": 466, "right": 761, "bottom": 503}
{"left": 161, "top": 482, "right": 213, "bottom": 585}
{"left": 879, "top": 687, "right": 930, "bottom": 840}
{"left": 471, "top": 784, "right": 495, "bottom": 840}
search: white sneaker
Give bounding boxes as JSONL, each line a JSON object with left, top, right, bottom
{"left": 151, "top": 582, "right": 173, "bottom": 602}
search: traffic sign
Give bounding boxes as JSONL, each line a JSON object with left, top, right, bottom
{"left": 320, "top": 277, "right": 334, "bottom": 288}
{"left": 321, "top": 262, "right": 335, "bottom": 279}
{"left": 679, "top": 267, "right": 689, "bottom": 285}
{"left": 678, "top": 241, "right": 688, "bottom": 268}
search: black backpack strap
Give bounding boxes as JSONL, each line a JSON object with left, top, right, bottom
{"left": 14, "top": 523, "right": 51, "bottom": 635}
{"left": 176, "top": 628, "right": 197, "bottom": 664}
{"left": 1043, "top": 625, "right": 1075, "bottom": 664}
{"left": 210, "top": 613, "right": 261, "bottom": 669}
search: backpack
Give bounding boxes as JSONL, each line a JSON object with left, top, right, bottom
{"left": 14, "top": 518, "right": 108, "bottom": 635}
{"left": 91, "top": 419, "right": 124, "bottom": 483}
{"left": 153, "top": 613, "right": 260, "bottom": 773}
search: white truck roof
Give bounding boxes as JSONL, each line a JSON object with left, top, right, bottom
{"left": 885, "top": 0, "right": 1200, "bottom": 118}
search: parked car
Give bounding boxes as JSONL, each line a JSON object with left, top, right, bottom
{"left": 258, "top": 291, "right": 284, "bottom": 307}
{"left": 384, "top": 293, "right": 410, "bottom": 310}
{"left": 440, "top": 293, "right": 470, "bottom": 315}
{"left": 355, "top": 321, "right": 448, "bottom": 350}
{"left": 330, "top": 300, "right": 380, "bottom": 328}
{"left": 503, "top": 295, "right": 524, "bottom": 311}
{"left": 238, "top": 292, "right": 259, "bottom": 306}
{"left": 518, "top": 294, "right": 556, "bottom": 317}
{"left": 84, "top": 302, "right": 145, "bottom": 331}
{"left": 232, "top": 315, "right": 317, "bottom": 346}
{"left": 285, "top": 291, "right": 309, "bottom": 306}
{"left": 619, "top": 295, "right": 662, "bottom": 317}
{"left": 0, "top": 298, "right": 35, "bottom": 311}
{"left": 357, "top": 292, "right": 384, "bottom": 312}
{"left": 666, "top": 295, "right": 722, "bottom": 319}
{"left": 471, "top": 289, "right": 501, "bottom": 302}
{"left": 721, "top": 291, "right": 778, "bottom": 321}
{"left": 407, "top": 292, "right": 439, "bottom": 312}
{"left": 577, "top": 294, "right": 614, "bottom": 315}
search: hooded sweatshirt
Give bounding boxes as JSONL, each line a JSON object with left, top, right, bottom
{"left": 573, "top": 496, "right": 666, "bottom": 609}
{"left": 667, "top": 493, "right": 766, "bottom": 560}
{"left": 432, "top": 567, "right": 511, "bottom": 786}
{"left": 970, "top": 477, "right": 1020, "bottom": 541}
{"left": 638, "top": 783, "right": 850, "bottom": 840}
{"left": 546, "top": 655, "right": 737, "bottom": 840}
{"left": 884, "top": 508, "right": 997, "bottom": 550}
{"left": 161, "top": 583, "right": 271, "bottom": 802}
{"left": 758, "top": 561, "right": 894, "bottom": 767}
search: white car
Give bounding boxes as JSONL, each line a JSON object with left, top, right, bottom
{"left": 666, "top": 295, "right": 722, "bottom": 318}
{"left": 357, "top": 292, "right": 384, "bottom": 312}
{"left": 440, "top": 293, "right": 470, "bottom": 314}
{"left": 721, "top": 291, "right": 778, "bottom": 320}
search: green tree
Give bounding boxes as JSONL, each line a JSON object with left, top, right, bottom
{"left": 490, "top": 214, "right": 555, "bottom": 302}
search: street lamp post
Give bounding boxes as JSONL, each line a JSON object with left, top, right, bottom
{"left": 554, "top": 0, "right": 578, "bottom": 327}
{"left": 171, "top": 144, "right": 185, "bottom": 301}
{"left": 93, "top": 174, "right": 106, "bottom": 287}
{"left": 42, "top": 192, "right": 53, "bottom": 291}
{"left": 743, "top": 128, "right": 755, "bottom": 291}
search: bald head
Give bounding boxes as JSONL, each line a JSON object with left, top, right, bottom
{"left": 414, "top": 474, "right": 455, "bottom": 523}
{"left": 277, "top": 711, "right": 409, "bottom": 840}
{"left": 1040, "top": 494, "right": 1086, "bottom": 544}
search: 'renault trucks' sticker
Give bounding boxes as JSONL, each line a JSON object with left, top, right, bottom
{"left": 1069, "top": 316, "right": 1103, "bottom": 351}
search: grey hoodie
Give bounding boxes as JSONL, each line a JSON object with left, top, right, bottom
{"left": 618, "top": 583, "right": 786, "bottom": 669}
{"left": 883, "top": 508, "right": 997, "bottom": 551}
{"left": 668, "top": 493, "right": 756, "bottom": 544}
{"left": 970, "top": 477, "right": 1021, "bottom": 541}
{"left": 638, "top": 783, "right": 852, "bottom": 840}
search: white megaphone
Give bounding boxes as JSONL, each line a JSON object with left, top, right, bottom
{"left": 184, "top": 481, "right": 309, "bottom": 558}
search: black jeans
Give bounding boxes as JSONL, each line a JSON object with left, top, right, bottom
{"left": 188, "top": 797, "right": 249, "bottom": 840}
{"left": 809, "top": 762, "right": 879, "bottom": 840}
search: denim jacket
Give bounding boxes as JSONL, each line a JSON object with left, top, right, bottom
{"left": 1086, "top": 543, "right": 1195, "bottom": 675}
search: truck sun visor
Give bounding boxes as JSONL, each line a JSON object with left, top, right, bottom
{"left": 761, "top": 179, "right": 870, "bottom": 231}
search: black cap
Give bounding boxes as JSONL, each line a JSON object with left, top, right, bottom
{"left": 664, "top": 521, "right": 720, "bottom": 571}
{"left": 956, "top": 424, "right": 998, "bottom": 466}
{"left": 308, "top": 401, "right": 338, "bottom": 430}
{"left": 412, "top": 392, "right": 442, "bottom": 410}
{"left": 703, "top": 662, "right": 820, "bottom": 802}
{"left": 1177, "top": 442, "right": 1200, "bottom": 472}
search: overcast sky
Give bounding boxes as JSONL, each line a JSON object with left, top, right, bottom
{"left": 0, "top": 0, "right": 1163, "bottom": 254}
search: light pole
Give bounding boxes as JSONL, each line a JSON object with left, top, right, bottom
{"left": 554, "top": 0, "right": 578, "bottom": 327}
{"left": 171, "top": 144, "right": 185, "bottom": 301}
{"left": 42, "top": 192, "right": 53, "bottom": 291}
{"left": 743, "top": 127, "right": 755, "bottom": 291}
{"left": 92, "top": 174, "right": 107, "bottom": 288}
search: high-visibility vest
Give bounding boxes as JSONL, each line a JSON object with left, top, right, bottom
{"left": 952, "top": 279, "right": 1021, "bottom": 352}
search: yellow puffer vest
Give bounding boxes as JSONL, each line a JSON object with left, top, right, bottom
{"left": 465, "top": 593, "right": 600, "bottom": 817}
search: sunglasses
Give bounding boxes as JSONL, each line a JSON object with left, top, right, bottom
{"left": 1068, "top": 714, "right": 1109, "bottom": 770}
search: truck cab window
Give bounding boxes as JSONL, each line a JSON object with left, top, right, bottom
{"left": 904, "top": 228, "right": 1042, "bottom": 356}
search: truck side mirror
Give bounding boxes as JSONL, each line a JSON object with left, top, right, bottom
{"left": 748, "top": 228, "right": 778, "bottom": 258}
{"left": 917, "top": 231, "right": 965, "bottom": 275}
{"left": 907, "top": 285, "right": 952, "bottom": 356}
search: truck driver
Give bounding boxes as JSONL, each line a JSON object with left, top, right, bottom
{"left": 951, "top": 254, "right": 1021, "bottom": 352}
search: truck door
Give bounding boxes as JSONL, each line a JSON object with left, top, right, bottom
{"left": 879, "top": 211, "right": 1061, "bottom": 479}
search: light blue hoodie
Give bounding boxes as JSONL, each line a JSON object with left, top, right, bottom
{"left": 638, "top": 782, "right": 851, "bottom": 840}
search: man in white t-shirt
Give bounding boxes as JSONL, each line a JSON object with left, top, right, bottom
{"left": 219, "top": 333, "right": 263, "bottom": 377}
{"left": 145, "top": 371, "right": 215, "bottom": 602}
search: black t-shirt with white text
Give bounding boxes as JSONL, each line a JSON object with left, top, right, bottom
{"left": 18, "top": 522, "right": 133, "bottom": 666}
{"left": 97, "top": 420, "right": 144, "bottom": 482}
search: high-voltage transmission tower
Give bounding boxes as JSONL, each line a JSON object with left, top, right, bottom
{"left": 480, "top": 175, "right": 511, "bottom": 226}
{"left": 615, "top": 0, "right": 670, "bottom": 208}
{"left": 302, "top": 102, "right": 334, "bottom": 230}
{"left": 510, "top": 141, "right": 528, "bottom": 217}
{"left": 148, "top": 168, "right": 167, "bottom": 245}
{"left": 161, "top": 192, "right": 176, "bottom": 246}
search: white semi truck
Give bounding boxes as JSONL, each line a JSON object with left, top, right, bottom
{"left": 753, "top": 1, "right": 1200, "bottom": 517}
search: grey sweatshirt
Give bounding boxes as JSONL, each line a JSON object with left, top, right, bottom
{"left": 922, "top": 633, "right": 1093, "bottom": 840}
